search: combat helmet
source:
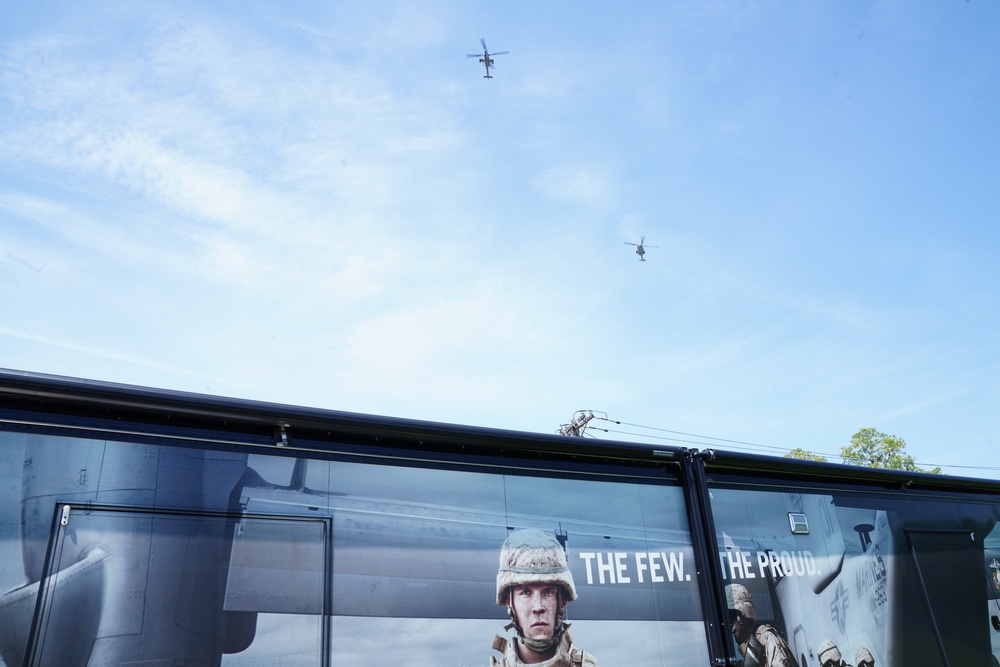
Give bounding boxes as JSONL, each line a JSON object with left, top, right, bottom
{"left": 818, "top": 639, "right": 842, "bottom": 665}
{"left": 854, "top": 646, "right": 875, "bottom": 666}
{"left": 725, "top": 583, "right": 756, "bottom": 619}
{"left": 496, "top": 528, "right": 577, "bottom": 605}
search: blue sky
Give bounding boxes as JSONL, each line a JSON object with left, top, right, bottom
{"left": 1, "top": 2, "right": 998, "bottom": 477}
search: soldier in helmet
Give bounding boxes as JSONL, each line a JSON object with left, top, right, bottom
{"left": 725, "top": 583, "right": 796, "bottom": 667}
{"left": 817, "top": 639, "right": 850, "bottom": 667}
{"left": 853, "top": 646, "right": 875, "bottom": 667}
{"left": 490, "top": 528, "right": 598, "bottom": 667}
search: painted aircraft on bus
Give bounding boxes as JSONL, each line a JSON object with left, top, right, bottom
{"left": 0, "top": 437, "right": 700, "bottom": 666}
{"left": 3, "top": 429, "right": 1000, "bottom": 667}
{"left": 713, "top": 489, "right": 1000, "bottom": 667}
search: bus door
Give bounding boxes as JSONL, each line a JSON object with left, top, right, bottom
{"left": 21, "top": 504, "right": 330, "bottom": 667}
{"left": 985, "top": 544, "right": 1000, "bottom": 667}
{"left": 907, "top": 530, "right": 993, "bottom": 667}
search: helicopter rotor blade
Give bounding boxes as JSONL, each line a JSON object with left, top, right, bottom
{"left": 489, "top": 51, "right": 509, "bottom": 56}
{"left": 480, "top": 38, "right": 487, "bottom": 50}
{"left": 467, "top": 54, "right": 481, "bottom": 58}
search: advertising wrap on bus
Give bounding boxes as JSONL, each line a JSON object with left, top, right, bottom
{"left": 0, "top": 431, "right": 710, "bottom": 667}
{"left": 709, "top": 485, "right": 1000, "bottom": 667}
{"left": 2, "top": 371, "right": 1000, "bottom": 667}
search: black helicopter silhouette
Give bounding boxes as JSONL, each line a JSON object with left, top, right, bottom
{"left": 467, "top": 39, "right": 508, "bottom": 79}
{"left": 625, "top": 237, "right": 658, "bottom": 261}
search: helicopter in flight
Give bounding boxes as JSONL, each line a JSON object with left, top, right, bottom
{"left": 625, "top": 237, "right": 658, "bottom": 261}
{"left": 467, "top": 38, "right": 508, "bottom": 79}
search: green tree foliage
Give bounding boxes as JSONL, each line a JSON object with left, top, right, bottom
{"left": 785, "top": 448, "right": 827, "bottom": 462}
{"left": 841, "top": 428, "right": 941, "bottom": 474}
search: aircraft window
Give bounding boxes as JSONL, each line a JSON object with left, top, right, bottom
{"left": 788, "top": 512, "right": 810, "bottom": 535}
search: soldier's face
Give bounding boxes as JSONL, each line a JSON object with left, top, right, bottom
{"left": 729, "top": 610, "right": 752, "bottom": 643}
{"left": 511, "top": 584, "right": 562, "bottom": 641}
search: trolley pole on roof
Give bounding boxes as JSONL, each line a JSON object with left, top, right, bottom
{"left": 558, "top": 411, "right": 595, "bottom": 437}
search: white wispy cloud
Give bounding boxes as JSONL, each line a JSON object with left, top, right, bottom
{"left": 1, "top": 2, "right": 998, "bottom": 476}
{"left": 532, "top": 164, "right": 616, "bottom": 209}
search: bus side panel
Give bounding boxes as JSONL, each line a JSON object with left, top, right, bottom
{"left": 0, "top": 429, "right": 717, "bottom": 667}
{"left": 709, "top": 484, "right": 1000, "bottom": 667}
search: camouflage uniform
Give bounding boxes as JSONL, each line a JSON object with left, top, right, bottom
{"left": 490, "top": 529, "right": 598, "bottom": 667}
{"left": 490, "top": 630, "right": 597, "bottom": 667}
{"left": 726, "top": 583, "right": 797, "bottom": 667}
{"left": 740, "top": 623, "right": 797, "bottom": 667}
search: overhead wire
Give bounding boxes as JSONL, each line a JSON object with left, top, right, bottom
{"left": 584, "top": 415, "right": 1000, "bottom": 474}
{"left": 595, "top": 418, "right": 798, "bottom": 454}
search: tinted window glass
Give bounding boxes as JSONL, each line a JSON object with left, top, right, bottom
{"left": 709, "top": 484, "right": 1000, "bottom": 667}
{"left": 0, "top": 431, "right": 711, "bottom": 667}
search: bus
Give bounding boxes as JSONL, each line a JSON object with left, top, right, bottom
{"left": 0, "top": 368, "right": 998, "bottom": 667}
